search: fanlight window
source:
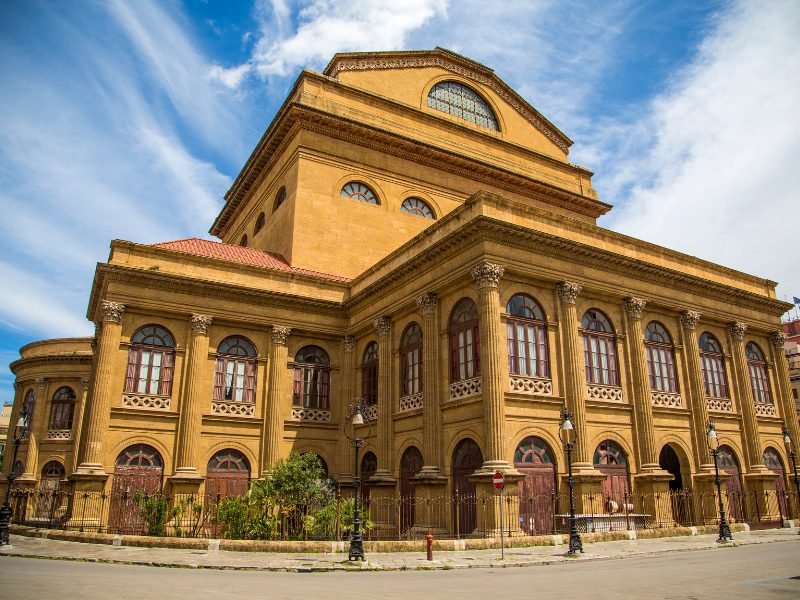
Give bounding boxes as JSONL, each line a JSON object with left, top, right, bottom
{"left": 362, "top": 342, "right": 379, "bottom": 406}
{"left": 116, "top": 444, "right": 164, "bottom": 468}
{"left": 514, "top": 437, "right": 554, "bottom": 465}
{"left": 426, "top": 81, "right": 499, "bottom": 131}
{"left": 400, "top": 323, "right": 423, "bottom": 396}
{"left": 449, "top": 298, "right": 480, "bottom": 382}
{"left": 763, "top": 447, "right": 783, "bottom": 470}
{"left": 214, "top": 336, "right": 257, "bottom": 403}
{"left": 400, "top": 198, "right": 435, "bottom": 219}
{"left": 745, "top": 342, "right": 772, "bottom": 404}
{"left": 581, "top": 309, "right": 618, "bottom": 386}
{"left": 341, "top": 182, "right": 378, "bottom": 205}
{"left": 594, "top": 440, "right": 627, "bottom": 465}
{"left": 506, "top": 294, "right": 549, "bottom": 378}
{"left": 292, "top": 346, "right": 331, "bottom": 410}
{"left": 49, "top": 386, "right": 76, "bottom": 431}
{"left": 699, "top": 332, "right": 728, "bottom": 398}
{"left": 645, "top": 322, "right": 678, "bottom": 393}
{"left": 42, "top": 461, "right": 65, "bottom": 479}
{"left": 208, "top": 449, "right": 250, "bottom": 473}
{"left": 254, "top": 212, "right": 265, "bottom": 234}
{"left": 125, "top": 325, "right": 176, "bottom": 396}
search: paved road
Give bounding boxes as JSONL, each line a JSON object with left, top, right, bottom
{"left": 1, "top": 542, "right": 798, "bottom": 599}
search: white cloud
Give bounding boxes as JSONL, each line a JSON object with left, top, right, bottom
{"left": 600, "top": 0, "right": 800, "bottom": 301}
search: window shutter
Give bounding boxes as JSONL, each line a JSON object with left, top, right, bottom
{"left": 321, "top": 368, "right": 330, "bottom": 410}
{"left": 125, "top": 348, "right": 139, "bottom": 392}
{"left": 213, "top": 358, "right": 225, "bottom": 401}
{"left": 159, "top": 351, "right": 175, "bottom": 396}
{"left": 473, "top": 323, "right": 481, "bottom": 376}
{"left": 292, "top": 367, "right": 303, "bottom": 406}
{"left": 244, "top": 360, "right": 257, "bottom": 404}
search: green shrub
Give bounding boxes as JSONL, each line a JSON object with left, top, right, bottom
{"left": 133, "top": 491, "right": 169, "bottom": 536}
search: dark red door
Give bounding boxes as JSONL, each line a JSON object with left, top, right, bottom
{"left": 452, "top": 439, "right": 483, "bottom": 537}
{"left": 108, "top": 445, "right": 164, "bottom": 534}
{"left": 763, "top": 448, "right": 789, "bottom": 519}
{"left": 206, "top": 449, "right": 250, "bottom": 500}
{"left": 718, "top": 446, "right": 744, "bottom": 522}
{"left": 399, "top": 447, "right": 423, "bottom": 534}
{"left": 594, "top": 441, "right": 630, "bottom": 512}
{"left": 514, "top": 436, "right": 556, "bottom": 534}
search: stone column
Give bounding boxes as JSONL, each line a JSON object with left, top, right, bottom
{"left": 727, "top": 322, "right": 764, "bottom": 471}
{"left": 679, "top": 310, "right": 714, "bottom": 475}
{"left": 371, "top": 316, "right": 395, "bottom": 481}
{"left": 262, "top": 325, "right": 291, "bottom": 475}
{"left": 76, "top": 300, "right": 125, "bottom": 477}
{"left": 338, "top": 335, "right": 355, "bottom": 483}
{"left": 172, "top": 314, "right": 212, "bottom": 494}
{"left": 19, "top": 378, "right": 49, "bottom": 482}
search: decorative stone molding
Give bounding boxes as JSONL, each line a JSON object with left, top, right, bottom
{"left": 727, "top": 322, "right": 748, "bottom": 341}
{"left": 46, "top": 430, "right": 71, "bottom": 440}
{"left": 35, "top": 378, "right": 47, "bottom": 390}
{"left": 706, "top": 397, "right": 733, "bottom": 412}
{"left": 270, "top": 325, "right": 291, "bottom": 345}
{"left": 754, "top": 403, "right": 777, "bottom": 417}
{"left": 211, "top": 400, "right": 255, "bottom": 417}
{"left": 399, "top": 392, "right": 424, "bottom": 412}
{"left": 122, "top": 393, "right": 170, "bottom": 410}
{"left": 373, "top": 316, "right": 391, "bottom": 337}
{"left": 362, "top": 404, "right": 377, "bottom": 422}
{"left": 651, "top": 391, "right": 682, "bottom": 408}
{"left": 416, "top": 292, "right": 438, "bottom": 316}
{"left": 190, "top": 314, "right": 213, "bottom": 335}
{"left": 509, "top": 376, "right": 552, "bottom": 395}
{"left": 679, "top": 311, "right": 701, "bottom": 330}
{"left": 341, "top": 335, "right": 355, "bottom": 352}
{"left": 623, "top": 297, "right": 647, "bottom": 319}
{"left": 587, "top": 384, "right": 624, "bottom": 402}
{"left": 770, "top": 331, "right": 786, "bottom": 348}
{"left": 290, "top": 407, "right": 331, "bottom": 422}
{"left": 100, "top": 300, "right": 125, "bottom": 324}
{"left": 13, "top": 381, "right": 19, "bottom": 392}
{"left": 80, "top": 377, "right": 90, "bottom": 389}
{"left": 470, "top": 261, "right": 504, "bottom": 289}
{"left": 449, "top": 376, "right": 482, "bottom": 400}
{"left": 556, "top": 281, "right": 582, "bottom": 305}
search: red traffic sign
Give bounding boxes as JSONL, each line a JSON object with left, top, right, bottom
{"left": 493, "top": 471, "right": 505, "bottom": 490}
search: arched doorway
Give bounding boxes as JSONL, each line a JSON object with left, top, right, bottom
{"left": 763, "top": 448, "right": 789, "bottom": 519}
{"left": 717, "top": 446, "right": 744, "bottom": 522}
{"left": 399, "top": 446, "right": 423, "bottom": 534}
{"left": 36, "top": 461, "right": 65, "bottom": 520}
{"left": 206, "top": 449, "right": 250, "bottom": 500}
{"left": 451, "top": 438, "right": 483, "bottom": 536}
{"left": 360, "top": 452, "right": 377, "bottom": 504}
{"left": 514, "top": 436, "right": 557, "bottom": 534}
{"left": 594, "top": 440, "right": 630, "bottom": 510}
{"left": 659, "top": 445, "right": 688, "bottom": 524}
{"left": 109, "top": 444, "right": 164, "bottom": 534}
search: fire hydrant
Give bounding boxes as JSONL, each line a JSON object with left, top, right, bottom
{"left": 426, "top": 533, "right": 433, "bottom": 561}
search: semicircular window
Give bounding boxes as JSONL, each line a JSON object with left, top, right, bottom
{"left": 427, "top": 81, "right": 499, "bottom": 131}
{"left": 400, "top": 198, "right": 435, "bottom": 219}
{"left": 341, "top": 182, "right": 378, "bottom": 205}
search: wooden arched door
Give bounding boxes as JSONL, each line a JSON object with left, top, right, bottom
{"left": 452, "top": 439, "right": 483, "bottom": 536}
{"left": 717, "top": 446, "right": 744, "bottom": 522}
{"left": 659, "top": 444, "right": 689, "bottom": 524}
{"left": 109, "top": 444, "right": 164, "bottom": 534}
{"left": 763, "top": 448, "right": 788, "bottom": 518}
{"left": 594, "top": 441, "right": 630, "bottom": 511}
{"left": 514, "top": 436, "right": 556, "bottom": 534}
{"left": 36, "top": 461, "right": 65, "bottom": 519}
{"left": 399, "top": 446, "right": 423, "bottom": 533}
{"left": 206, "top": 449, "right": 250, "bottom": 500}
{"left": 360, "top": 452, "right": 377, "bottom": 504}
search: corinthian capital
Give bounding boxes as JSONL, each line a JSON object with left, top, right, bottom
{"left": 190, "top": 314, "right": 213, "bottom": 335}
{"left": 373, "top": 316, "right": 391, "bottom": 337}
{"left": 341, "top": 335, "right": 355, "bottom": 352}
{"left": 35, "top": 377, "right": 48, "bottom": 389}
{"left": 471, "top": 261, "right": 504, "bottom": 289}
{"left": 556, "top": 281, "right": 582, "bottom": 305}
{"left": 271, "top": 325, "right": 291, "bottom": 345}
{"left": 679, "top": 310, "right": 701, "bottom": 330}
{"left": 623, "top": 297, "right": 647, "bottom": 319}
{"left": 770, "top": 331, "right": 786, "bottom": 349}
{"left": 80, "top": 377, "right": 90, "bottom": 389}
{"left": 416, "top": 292, "right": 438, "bottom": 316}
{"left": 727, "top": 321, "right": 748, "bottom": 341}
{"left": 100, "top": 300, "right": 125, "bottom": 324}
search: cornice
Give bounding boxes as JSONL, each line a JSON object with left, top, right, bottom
{"left": 10, "top": 352, "right": 94, "bottom": 374}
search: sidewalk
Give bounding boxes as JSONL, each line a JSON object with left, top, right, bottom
{"left": 1, "top": 527, "right": 797, "bottom": 572}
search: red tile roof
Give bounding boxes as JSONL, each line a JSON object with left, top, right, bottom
{"left": 151, "top": 238, "right": 350, "bottom": 283}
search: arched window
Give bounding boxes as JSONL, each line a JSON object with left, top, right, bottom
{"left": 427, "top": 81, "right": 499, "bottom": 130}
{"left": 115, "top": 444, "right": 164, "bottom": 468}
{"left": 213, "top": 336, "right": 257, "bottom": 403}
{"left": 341, "top": 182, "right": 378, "bottom": 205}
{"left": 514, "top": 436, "right": 554, "bottom": 465}
{"left": 125, "top": 325, "right": 176, "bottom": 396}
{"left": 42, "top": 461, "right": 65, "bottom": 479}
{"left": 274, "top": 186, "right": 287, "bottom": 210}
{"left": 745, "top": 342, "right": 772, "bottom": 404}
{"left": 763, "top": 447, "right": 783, "bottom": 470}
{"left": 400, "top": 323, "right": 423, "bottom": 396}
{"left": 449, "top": 298, "right": 480, "bottom": 382}
{"left": 23, "top": 389, "right": 36, "bottom": 429}
{"left": 240, "top": 234, "right": 248, "bottom": 247}
{"left": 292, "top": 346, "right": 331, "bottom": 410}
{"left": 645, "top": 321, "right": 677, "bottom": 393}
{"left": 48, "top": 386, "right": 76, "bottom": 431}
{"left": 506, "top": 294, "right": 549, "bottom": 378}
{"left": 362, "top": 342, "right": 379, "bottom": 406}
{"left": 400, "top": 198, "right": 435, "bottom": 219}
{"left": 582, "top": 309, "right": 618, "bottom": 385}
{"left": 699, "top": 333, "right": 728, "bottom": 398}
{"left": 208, "top": 449, "right": 250, "bottom": 473}
{"left": 254, "top": 212, "right": 266, "bottom": 234}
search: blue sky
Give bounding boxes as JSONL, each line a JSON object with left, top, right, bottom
{"left": 1, "top": 0, "right": 799, "bottom": 404}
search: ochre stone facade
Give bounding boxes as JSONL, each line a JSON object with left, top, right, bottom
{"left": 3, "top": 49, "right": 797, "bottom": 531}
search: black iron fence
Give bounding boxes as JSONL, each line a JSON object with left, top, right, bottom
{"left": 9, "top": 487, "right": 799, "bottom": 541}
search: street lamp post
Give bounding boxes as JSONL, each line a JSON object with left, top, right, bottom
{"left": 0, "top": 407, "right": 30, "bottom": 546}
{"left": 781, "top": 424, "right": 800, "bottom": 520}
{"left": 558, "top": 406, "right": 583, "bottom": 555}
{"left": 343, "top": 399, "right": 372, "bottom": 561}
{"left": 705, "top": 420, "right": 733, "bottom": 542}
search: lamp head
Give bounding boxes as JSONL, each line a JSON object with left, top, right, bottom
{"left": 783, "top": 425, "right": 792, "bottom": 447}
{"left": 558, "top": 407, "right": 576, "bottom": 444}
{"left": 352, "top": 405, "right": 364, "bottom": 426}
{"left": 706, "top": 421, "right": 718, "bottom": 450}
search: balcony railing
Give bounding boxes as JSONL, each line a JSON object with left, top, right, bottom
{"left": 289, "top": 407, "right": 330, "bottom": 422}
{"left": 122, "top": 393, "right": 170, "bottom": 411}
{"left": 449, "top": 376, "right": 482, "bottom": 400}
{"left": 211, "top": 400, "right": 254, "bottom": 417}
{"left": 399, "top": 392, "right": 423, "bottom": 412}
{"left": 587, "top": 384, "right": 623, "bottom": 402}
{"left": 509, "top": 375, "right": 552, "bottom": 396}
{"left": 651, "top": 391, "right": 682, "bottom": 408}
{"left": 706, "top": 397, "right": 732, "bottom": 412}
{"left": 46, "top": 430, "right": 72, "bottom": 440}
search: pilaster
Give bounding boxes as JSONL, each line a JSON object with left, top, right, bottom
{"left": 371, "top": 316, "right": 395, "bottom": 482}
{"left": 262, "top": 325, "right": 290, "bottom": 475}
{"left": 416, "top": 292, "right": 443, "bottom": 475}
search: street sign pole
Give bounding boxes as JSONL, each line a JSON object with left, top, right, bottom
{"left": 493, "top": 471, "right": 505, "bottom": 560}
